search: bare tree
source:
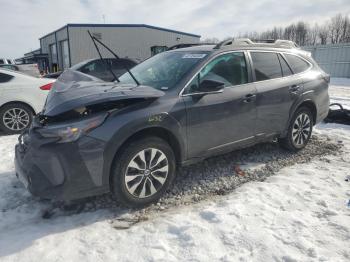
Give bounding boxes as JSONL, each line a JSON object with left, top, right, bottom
{"left": 329, "top": 14, "right": 344, "bottom": 44}
{"left": 295, "top": 22, "right": 308, "bottom": 45}
{"left": 284, "top": 24, "right": 297, "bottom": 42}
{"left": 217, "top": 13, "right": 350, "bottom": 46}
{"left": 318, "top": 24, "right": 329, "bottom": 45}
{"left": 340, "top": 15, "right": 350, "bottom": 43}
{"left": 307, "top": 23, "right": 319, "bottom": 45}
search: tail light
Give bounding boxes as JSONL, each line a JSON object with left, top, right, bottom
{"left": 40, "top": 82, "right": 53, "bottom": 90}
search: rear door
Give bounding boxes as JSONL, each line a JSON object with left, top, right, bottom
{"left": 250, "top": 51, "right": 304, "bottom": 137}
{"left": 183, "top": 51, "right": 257, "bottom": 158}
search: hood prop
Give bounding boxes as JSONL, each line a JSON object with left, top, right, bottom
{"left": 87, "top": 30, "right": 119, "bottom": 82}
{"left": 87, "top": 30, "right": 140, "bottom": 86}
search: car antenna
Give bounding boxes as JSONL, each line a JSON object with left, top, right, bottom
{"left": 87, "top": 30, "right": 119, "bottom": 82}
{"left": 87, "top": 30, "right": 140, "bottom": 86}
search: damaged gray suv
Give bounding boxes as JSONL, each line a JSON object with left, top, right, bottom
{"left": 15, "top": 39, "right": 330, "bottom": 207}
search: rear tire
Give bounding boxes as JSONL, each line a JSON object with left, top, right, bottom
{"left": 111, "top": 136, "right": 176, "bottom": 208}
{"left": 0, "top": 103, "right": 33, "bottom": 134}
{"left": 280, "top": 107, "right": 313, "bottom": 152}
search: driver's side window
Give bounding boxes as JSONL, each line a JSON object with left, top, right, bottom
{"left": 186, "top": 52, "right": 248, "bottom": 94}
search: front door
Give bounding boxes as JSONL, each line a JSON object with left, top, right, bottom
{"left": 183, "top": 52, "right": 257, "bottom": 158}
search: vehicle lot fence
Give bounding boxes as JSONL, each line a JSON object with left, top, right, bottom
{"left": 302, "top": 43, "right": 350, "bottom": 78}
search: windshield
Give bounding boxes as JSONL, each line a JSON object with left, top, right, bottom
{"left": 118, "top": 51, "right": 209, "bottom": 90}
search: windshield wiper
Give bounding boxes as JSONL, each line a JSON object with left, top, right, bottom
{"left": 87, "top": 30, "right": 140, "bottom": 86}
{"left": 87, "top": 30, "right": 119, "bottom": 82}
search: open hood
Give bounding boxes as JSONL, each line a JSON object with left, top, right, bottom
{"left": 42, "top": 70, "right": 164, "bottom": 117}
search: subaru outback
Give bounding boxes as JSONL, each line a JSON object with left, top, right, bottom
{"left": 15, "top": 39, "right": 330, "bottom": 207}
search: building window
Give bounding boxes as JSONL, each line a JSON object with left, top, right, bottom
{"left": 50, "top": 44, "right": 57, "bottom": 63}
{"left": 151, "top": 46, "right": 168, "bottom": 56}
{"left": 92, "top": 32, "right": 102, "bottom": 40}
{"left": 60, "top": 40, "right": 70, "bottom": 69}
{"left": 50, "top": 44, "right": 58, "bottom": 72}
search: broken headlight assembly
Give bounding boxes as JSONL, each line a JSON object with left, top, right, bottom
{"left": 37, "top": 112, "right": 109, "bottom": 143}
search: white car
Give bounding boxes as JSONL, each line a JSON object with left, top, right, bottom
{"left": 0, "top": 68, "right": 54, "bottom": 134}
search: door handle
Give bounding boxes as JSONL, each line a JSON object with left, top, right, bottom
{"left": 242, "top": 94, "right": 256, "bottom": 103}
{"left": 289, "top": 85, "right": 301, "bottom": 93}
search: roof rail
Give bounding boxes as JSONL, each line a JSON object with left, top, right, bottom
{"left": 167, "top": 43, "right": 215, "bottom": 51}
{"left": 214, "top": 38, "right": 299, "bottom": 49}
{"left": 252, "top": 39, "right": 276, "bottom": 43}
{"left": 274, "top": 40, "right": 300, "bottom": 48}
{"left": 214, "top": 38, "right": 254, "bottom": 49}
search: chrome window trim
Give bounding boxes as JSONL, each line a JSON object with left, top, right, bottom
{"left": 179, "top": 49, "right": 313, "bottom": 97}
{"left": 181, "top": 89, "right": 224, "bottom": 97}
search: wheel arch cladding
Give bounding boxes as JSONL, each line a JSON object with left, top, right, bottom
{"left": 108, "top": 126, "right": 182, "bottom": 183}
{"left": 297, "top": 100, "right": 317, "bottom": 125}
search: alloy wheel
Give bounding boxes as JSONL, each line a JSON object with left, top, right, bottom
{"left": 2, "top": 108, "right": 30, "bottom": 131}
{"left": 292, "top": 113, "right": 311, "bottom": 147}
{"left": 124, "top": 148, "right": 169, "bottom": 198}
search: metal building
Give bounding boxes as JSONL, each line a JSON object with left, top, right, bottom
{"left": 302, "top": 43, "right": 350, "bottom": 78}
{"left": 37, "top": 23, "right": 200, "bottom": 72}
{"left": 17, "top": 48, "right": 49, "bottom": 71}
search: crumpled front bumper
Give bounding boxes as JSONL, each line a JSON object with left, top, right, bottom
{"left": 14, "top": 129, "right": 109, "bottom": 201}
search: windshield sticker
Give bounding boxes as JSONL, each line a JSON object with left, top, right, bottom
{"left": 182, "top": 54, "right": 207, "bottom": 59}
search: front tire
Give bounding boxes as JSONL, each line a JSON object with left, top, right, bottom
{"left": 280, "top": 107, "right": 313, "bottom": 151}
{"left": 111, "top": 136, "right": 176, "bottom": 208}
{"left": 0, "top": 103, "right": 33, "bottom": 134}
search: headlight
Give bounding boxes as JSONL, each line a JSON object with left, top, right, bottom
{"left": 37, "top": 113, "right": 108, "bottom": 143}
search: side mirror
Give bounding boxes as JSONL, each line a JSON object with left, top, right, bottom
{"left": 198, "top": 79, "right": 225, "bottom": 93}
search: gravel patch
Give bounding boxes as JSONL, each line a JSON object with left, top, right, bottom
{"left": 49, "top": 134, "right": 342, "bottom": 221}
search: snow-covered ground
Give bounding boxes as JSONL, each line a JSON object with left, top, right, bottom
{"left": 0, "top": 79, "right": 350, "bottom": 262}
{"left": 329, "top": 78, "right": 350, "bottom": 109}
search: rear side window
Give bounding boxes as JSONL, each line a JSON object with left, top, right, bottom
{"left": 0, "top": 72, "right": 14, "bottom": 83}
{"left": 278, "top": 54, "right": 293, "bottom": 77}
{"left": 284, "top": 54, "right": 310, "bottom": 74}
{"left": 251, "top": 52, "right": 282, "bottom": 81}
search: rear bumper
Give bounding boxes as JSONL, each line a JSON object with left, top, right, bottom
{"left": 14, "top": 130, "right": 109, "bottom": 201}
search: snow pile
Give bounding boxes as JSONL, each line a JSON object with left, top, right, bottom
{"left": 329, "top": 78, "right": 350, "bottom": 109}
{"left": 0, "top": 79, "right": 350, "bottom": 261}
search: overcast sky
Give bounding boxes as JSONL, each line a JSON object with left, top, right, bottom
{"left": 1, "top": 0, "right": 349, "bottom": 58}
